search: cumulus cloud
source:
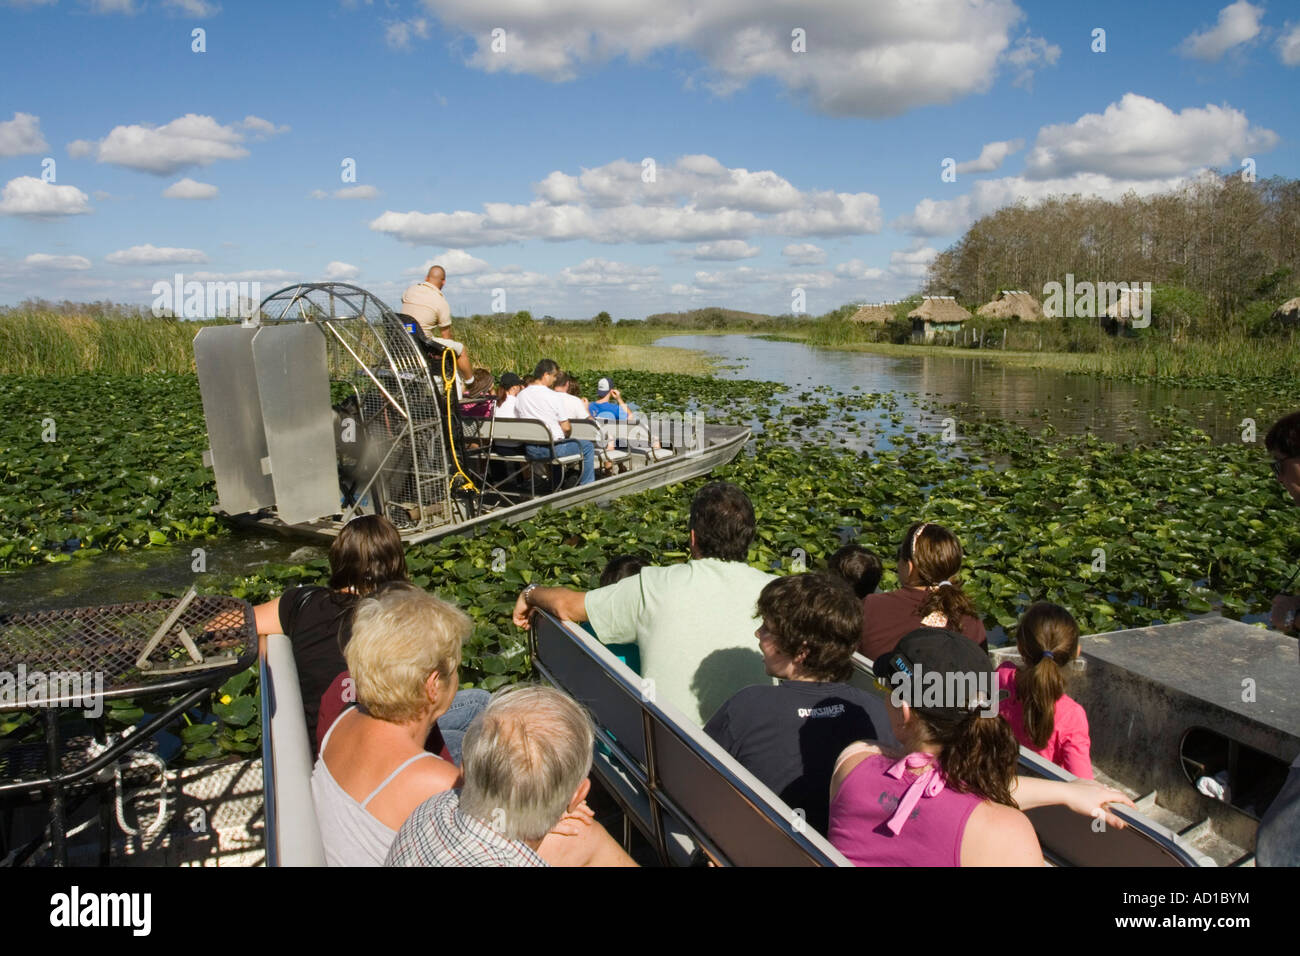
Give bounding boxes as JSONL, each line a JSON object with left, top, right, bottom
{"left": 24, "top": 253, "right": 92, "bottom": 271}
{"left": 69, "top": 113, "right": 284, "bottom": 175}
{"left": 386, "top": 17, "right": 430, "bottom": 49}
{"left": 888, "top": 241, "right": 938, "bottom": 279}
{"left": 372, "top": 155, "right": 881, "bottom": 245}
{"left": 414, "top": 0, "right": 1024, "bottom": 117}
{"left": 558, "top": 258, "right": 659, "bottom": 290}
{"left": 782, "top": 243, "right": 825, "bottom": 265}
{"left": 1180, "top": 1, "right": 1263, "bottom": 61}
{"left": 106, "top": 244, "right": 208, "bottom": 265}
{"left": 689, "top": 240, "right": 759, "bottom": 260}
{"left": 163, "top": 177, "right": 219, "bottom": 199}
{"left": 833, "top": 259, "right": 886, "bottom": 281}
{"left": 310, "top": 184, "right": 380, "bottom": 200}
{"left": 1278, "top": 22, "right": 1300, "bottom": 66}
{"left": 1004, "top": 32, "right": 1060, "bottom": 89}
{"left": 0, "top": 176, "right": 91, "bottom": 217}
{"left": 1024, "top": 93, "right": 1277, "bottom": 180}
{"left": 324, "top": 261, "right": 360, "bottom": 280}
{"left": 955, "top": 138, "right": 1024, "bottom": 174}
{"left": 163, "top": 0, "right": 221, "bottom": 15}
{"left": 410, "top": 250, "right": 491, "bottom": 276}
{"left": 0, "top": 112, "right": 49, "bottom": 157}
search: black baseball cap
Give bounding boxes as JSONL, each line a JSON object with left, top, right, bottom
{"left": 872, "top": 627, "right": 1000, "bottom": 720}
{"left": 499, "top": 372, "right": 523, "bottom": 389}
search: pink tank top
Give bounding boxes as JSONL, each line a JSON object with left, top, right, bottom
{"left": 828, "top": 753, "right": 983, "bottom": 867}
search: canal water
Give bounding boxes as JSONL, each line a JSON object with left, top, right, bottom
{"left": 2, "top": 335, "right": 1288, "bottom": 615}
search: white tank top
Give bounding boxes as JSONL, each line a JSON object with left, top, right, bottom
{"left": 310, "top": 708, "right": 435, "bottom": 867}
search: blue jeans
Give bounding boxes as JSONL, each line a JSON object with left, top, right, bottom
{"left": 437, "top": 688, "right": 490, "bottom": 766}
{"left": 524, "top": 439, "right": 595, "bottom": 486}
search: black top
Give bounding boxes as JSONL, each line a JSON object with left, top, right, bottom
{"left": 279, "top": 586, "right": 360, "bottom": 756}
{"left": 705, "top": 680, "right": 895, "bottom": 835}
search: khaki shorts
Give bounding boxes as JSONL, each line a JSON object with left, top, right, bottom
{"left": 429, "top": 333, "right": 464, "bottom": 356}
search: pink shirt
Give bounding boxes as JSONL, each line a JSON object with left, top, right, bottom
{"left": 996, "top": 662, "right": 1093, "bottom": 779}
{"left": 828, "top": 753, "right": 983, "bottom": 867}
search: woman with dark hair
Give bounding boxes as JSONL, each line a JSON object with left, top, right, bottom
{"left": 860, "top": 522, "right": 986, "bottom": 660}
{"left": 254, "top": 514, "right": 485, "bottom": 759}
{"left": 997, "top": 603, "right": 1092, "bottom": 778}
{"left": 829, "top": 627, "right": 1131, "bottom": 867}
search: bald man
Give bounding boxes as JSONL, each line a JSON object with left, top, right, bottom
{"left": 400, "top": 265, "right": 484, "bottom": 393}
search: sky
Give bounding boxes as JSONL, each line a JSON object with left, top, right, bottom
{"left": 0, "top": 0, "right": 1297, "bottom": 319}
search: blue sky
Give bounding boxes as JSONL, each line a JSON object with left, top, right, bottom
{"left": 1, "top": 0, "right": 1297, "bottom": 318}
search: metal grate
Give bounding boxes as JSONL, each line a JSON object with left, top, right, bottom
{"left": 0, "top": 595, "right": 255, "bottom": 701}
{"left": 253, "top": 282, "right": 454, "bottom": 532}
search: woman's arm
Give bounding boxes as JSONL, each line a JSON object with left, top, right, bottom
{"left": 829, "top": 741, "right": 883, "bottom": 803}
{"left": 1011, "top": 776, "right": 1134, "bottom": 828}
{"left": 253, "top": 596, "right": 283, "bottom": 636}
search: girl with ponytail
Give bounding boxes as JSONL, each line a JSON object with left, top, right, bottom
{"left": 860, "top": 522, "right": 987, "bottom": 661}
{"left": 828, "top": 627, "right": 1130, "bottom": 866}
{"left": 997, "top": 603, "right": 1093, "bottom": 778}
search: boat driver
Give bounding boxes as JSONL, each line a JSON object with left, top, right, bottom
{"left": 399, "top": 265, "right": 489, "bottom": 396}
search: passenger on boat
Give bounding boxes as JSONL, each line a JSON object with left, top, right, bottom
{"left": 828, "top": 544, "right": 883, "bottom": 599}
{"left": 552, "top": 371, "right": 591, "bottom": 417}
{"left": 1266, "top": 411, "right": 1300, "bottom": 635}
{"left": 494, "top": 372, "right": 524, "bottom": 417}
{"left": 704, "top": 572, "right": 894, "bottom": 834}
{"left": 860, "top": 522, "right": 987, "bottom": 660}
{"left": 312, "top": 584, "right": 467, "bottom": 867}
{"left": 995, "top": 603, "right": 1093, "bottom": 778}
{"left": 828, "top": 627, "right": 1134, "bottom": 867}
{"left": 252, "top": 514, "right": 486, "bottom": 761}
{"left": 513, "top": 359, "right": 596, "bottom": 486}
{"left": 587, "top": 377, "right": 667, "bottom": 460}
{"left": 386, "top": 685, "right": 637, "bottom": 867}
{"left": 399, "top": 265, "right": 489, "bottom": 396}
{"left": 512, "top": 481, "right": 774, "bottom": 725}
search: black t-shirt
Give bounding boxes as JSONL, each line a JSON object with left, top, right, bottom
{"left": 705, "top": 680, "right": 896, "bottom": 835}
{"left": 279, "top": 586, "right": 360, "bottom": 756}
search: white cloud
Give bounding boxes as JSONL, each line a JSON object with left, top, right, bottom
{"left": 189, "top": 269, "right": 299, "bottom": 282}
{"left": 1004, "top": 32, "right": 1060, "bottom": 89}
{"left": 955, "top": 138, "right": 1024, "bottom": 174}
{"left": 559, "top": 258, "right": 659, "bottom": 289}
{"left": 70, "top": 113, "right": 284, "bottom": 175}
{"left": 324, "top": 261, "right": 360, "bottom": 280}
{"left": 88, "top": 0, "right": 138, "bottom": 12}
{"left": 310, "top": 184, "right": 380, "bottom": 200}
{"left": 372, "top": 155, "right": 881, "bottom": 245}
{"left": 415, "top": 0, "right": 1025, "bottom": 117}
{"left": 689, "top": 240, "right": 759, "bottom": 260}
{"left": 386, "top": 17, "right": 430, "bottom": 49}
{"left": 163, "top": 0, "right": 221, "bottom": 16}
{"left": 24, "top": 253, "right": 92, "bottom": 271}
{"left": 888, "top": 241, "right": 938, "bottom": 279}
{"left": 0, "top": 112, "right": 49, "bottom": 157}
{"left": 1180, "top": 1, "right": 1263, "bottom": 61}
{"left": 1025, "top": 93, "right": 1277, "bottom": 180}
{"left": 163, "top": 177, "right": 219, "bottom": 199}
{"left": 834, "top": 259, "right": 886, "bottom": 281}
{"left": 412, "top": 250, "right": 491, "bottom": 275}
{"left": 1278, "top": 22, "right": 1300, "bottom": 66}
{"left": 106, "top": 244, "right": 208, "bottom": 265}
{"left": 0, "top": 176, "right": 91, "bottom": 217}
{"left": 782, "top": 243, "right": 825, "bottom": 265}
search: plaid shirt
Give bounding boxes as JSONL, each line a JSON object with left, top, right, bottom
{"left": 385, "top": 790, "right": 548, "bottom": 867}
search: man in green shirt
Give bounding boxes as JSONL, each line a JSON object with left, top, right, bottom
{"left": 512, "top": 482, "right": 775, "bottom": 724}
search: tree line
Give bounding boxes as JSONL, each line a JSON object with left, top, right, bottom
{"left": 925, "top": 173, "right": 1300, "bottom": 331}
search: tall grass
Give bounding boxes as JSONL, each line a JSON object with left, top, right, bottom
{"left": 0, "top": 310, "right": 711, "bottom": 377}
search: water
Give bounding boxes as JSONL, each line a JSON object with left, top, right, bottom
{"left": 656, "top": 334, "right": 1286, "bottom": 446}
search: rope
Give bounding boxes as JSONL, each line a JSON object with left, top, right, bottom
{"left": 440, "top": 348, "right": 478, "bottom": 494}
{"left": 85, "top": 728, "right": 169, "bottom": 840}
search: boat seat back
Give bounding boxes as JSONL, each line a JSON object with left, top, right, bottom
{"left": 530, "top": 610, "right": 851, "bottom": 866}
{"left": 260, "top": 633, "right": 327, "bottom": 867}
{"left": 848, "top": 652, "right": 1209, "bottom": 866}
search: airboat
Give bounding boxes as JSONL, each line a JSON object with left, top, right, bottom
{"left": 192, "top": 283, "right": 749, "bottom": 544}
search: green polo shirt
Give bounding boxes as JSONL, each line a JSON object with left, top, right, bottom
{"left": 584, "top": 558, "right": 777, "bottom": 725}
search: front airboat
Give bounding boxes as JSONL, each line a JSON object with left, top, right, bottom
{"left": 193, "top": 282, "right": 748, "bottom": 544}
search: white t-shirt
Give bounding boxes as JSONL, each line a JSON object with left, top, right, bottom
{"left": 495, "top": 392, "right": 518, "bottom": 418}
{"left": 553, "top": 389, "right": 589, "bottom": 421}
{"left": 512, "top": 384, "right": 571, "bottom": 440}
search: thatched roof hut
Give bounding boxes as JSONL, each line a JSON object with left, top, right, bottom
{"left": 908, "top": 296, "right": 971, "bottom": 323}
{"left": 1272, "top": 296, "right": 1300, "bottom": 326}
{"left": 908, "top": 296, "right": 970, "bottom": 343}
{"left": 849, "top": 302, "right": 896, "bottom": 324}
{"left": 976, "top": 290, "right": 1042, "bottom": 322}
